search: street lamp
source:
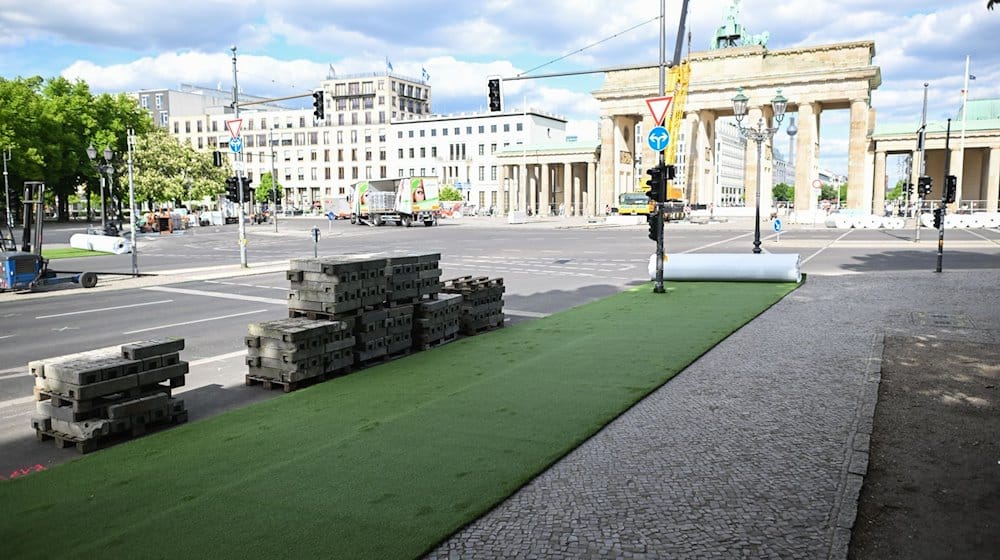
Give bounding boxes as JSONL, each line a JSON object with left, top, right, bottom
{"left": 732, "top": 87, "right": 789, "bottom": 254}
{"left": 87, "top": 144, "right": 115, "bottom": 234}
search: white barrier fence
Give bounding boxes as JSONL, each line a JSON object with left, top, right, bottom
{"left": 824, "top": 213, "right": 1000, "bottom": 230}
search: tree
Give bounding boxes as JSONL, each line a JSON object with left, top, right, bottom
{"left": 439, "top": 185, "right": 463, "bottom": 201}
{"left": 886, "top": 179, "right": 904, "bottom": 201}
{"left": 990, "top": 1, "right": 997, "bottom": 10}
{"left": 131, "top": 128, "right": 228, "bottom": 209}
{"left": 255, "top": 172, "right": 282, "bottom": 205}
{"left": 772, "top": 182, "right": 793, "bottom": 202}
{"left": 820, "top": 184, "right": 838, "bottom": 202}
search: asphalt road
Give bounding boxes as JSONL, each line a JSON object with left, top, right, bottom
{"left": 2, "top": 216, "right": 998, "bottom": 476}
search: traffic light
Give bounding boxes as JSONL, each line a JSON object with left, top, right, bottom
{"left": 646, "top": 213, "right": 661, "bottom": 241}
{"left": 312, "top": 90, "right": 325, "bottom": 120}
{"left": 932, "top": 207, "right": 944, "bottom": 229}
{"left": 664, "top": 164, "right": 677, "bottom": 181}
{"left": 944, "top": 175, "right": 957, "bottom": 203}
{"left": 240, "top": 177, "right": 253, "bottom": 201}
{"left": 212, "top": 151, "right": 223, "bottom": 167}
{"left": 225, "top": 177, "right": 239, "bottom": 202}
{"left": 645, "top": 165, "right": 664, "bottom": 202}
{"left": 917, "top": 176, "right": 931, "bottom": 197}
{"left": 487, "top": 79, "right": 502, "bottom": 112}
{"left": 905, "top": 182, "right": 913, "bottom": 198}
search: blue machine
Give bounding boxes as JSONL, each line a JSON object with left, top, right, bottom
{"left": 0, "top": 181, "right": 98, "bottom": 292}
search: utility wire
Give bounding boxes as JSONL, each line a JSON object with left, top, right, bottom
{"left": 518, "top": 15, "right": 660, "bottom": 77}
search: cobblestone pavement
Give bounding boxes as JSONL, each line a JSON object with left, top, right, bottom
{"left": 425, "top": 270, "right": 1000, "bottom": 559}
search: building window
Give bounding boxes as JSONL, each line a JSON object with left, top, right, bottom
{"left": 420, "top": 147, "right": 426, "bottom": 158}
{"left": 155, "top": 94, "right": 163, "bottom": 109}
{"left": 516, "top": 123, "right": 523, "bottom": 131}
{"left": 491, "top": 166, "right": 497, "bottom": 180}
{"left": 490, "top": 125, "right": 497, "bottom": 133}
{"left": 140, "top": 95, "right": 149, "bottom": 108}
{"left": 503, "top": 124, "right": 510, "bottom": 132}
{"left": 431, "top": 147, "right": 437, "bottom": 157}
{"left": 478, "top": 144, "right": 485, "bottom": 156}
{"left": 185, "top": 121, "right": 191, "bottom": 133}
{"left": 479, "top": 166, "right": 485, "bottom": 181}
{"left": 478, "top": 125, "right": 485, "bottom": 133}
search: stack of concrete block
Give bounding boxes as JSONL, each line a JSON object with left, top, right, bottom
{"left": 385, "top": 254, "right": 419, "bottom": 304}
{"left": 413, "top": 292, "right": 463, "bottom": 349}
{"left": 415, "top": 253, "right": 443, "bottom": 298}
{"left": 443, "top": 276, "right": 506, "bottom": 335}
{"left": 29, "top": 338, "right": 188, "bottom": 453}
{"left": 245, "top": 318, "right": 354, "bottom": 390}
{"left": 287, "top": 256, "right": 387, "bottom": 317}
{"left": 385, "top": 304, "right": 414, "bottom": 355}
{"left": 351, "top": 307, "right": 389, "bottom": 363}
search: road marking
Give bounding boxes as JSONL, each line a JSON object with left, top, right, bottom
{"left": 122, "top": 309, "right": 269, "bottom": 335}
{"left": 143, "top": 286, "right": 287, "bottom": 305}
{"left": 189, "top": 350, "right": 247, "bottom": 366}
{"left": 204, "top": 280, "right": 288, "bottom": 291}
{"left": 801, "top": 230, "right": 853, "bottom": 265}
{"left": 35, "top": 299, "right": 174, "bottom": 319}
{"left": 0, "top": 396, "right": 34, "bottom": 410}
{"left": 681, "top": 232, "right": 752, "bottom": 253}
{"left": 0, "top": 334, "right": 14, "bottom": 340}
{"left": 505, "top": 309, "right": 550, "bottom": 318}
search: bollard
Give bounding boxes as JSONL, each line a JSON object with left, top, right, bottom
{"left": 311, "top": 226, "right": 320, "bottom": 257}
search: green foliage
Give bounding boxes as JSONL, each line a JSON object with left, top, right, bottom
{"left": 132, "top": 128, "right": 228, "bottom": 206}
{"left": 886, "top": 179, "right": 904, "bottom": 200}
{"left": 256, "top": 172, "right": 282, "bottom": 204}
{"left": 439, "top": 185, "right": 463, "bottom": 201}
{"left": 820, "top": 184, "right": 839, "bottom": 201}
{"left": 772, "top": 183, "right": 794, "bottom": 202}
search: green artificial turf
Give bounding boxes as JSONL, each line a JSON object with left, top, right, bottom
{"left": 40, "top": 247, "right": 104, "bottom": 259}
{"left": 0, "top": 280, "right": 797, "bottom": 559}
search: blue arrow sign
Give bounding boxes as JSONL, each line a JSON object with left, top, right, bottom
{"left": 229, "top": 137, "right": 243, "bottom": 154}
{"left": 773, "top": 218, "right": 782, "bottom": 232}
{"left": 647, "top": 126, "right": 670, "bottom": 151}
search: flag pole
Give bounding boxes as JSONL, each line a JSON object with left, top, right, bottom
{"left": 958, "top": 55, "right": 970, "bottom": 208}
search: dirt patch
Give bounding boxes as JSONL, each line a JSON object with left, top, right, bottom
{"left": 849, "top": 335, "right": 1000, "bottom": 559}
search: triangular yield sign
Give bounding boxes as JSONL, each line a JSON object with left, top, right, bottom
{"left": 226, "top": 119, "right": 243, "bottom": 138}
{"left": 645, "top": 96, "right": 673, "bottom": 125}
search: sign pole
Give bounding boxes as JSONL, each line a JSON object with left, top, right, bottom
{"left": 231, "top": 46, "right": 248, "bottom": 268}
{"left": 653, "top": 0, "right": 667, "bottom": 294}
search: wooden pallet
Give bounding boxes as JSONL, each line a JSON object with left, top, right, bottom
{"left": 412, "top": 332, "right": 459, "bottom": 351}
{"left": 460, "top": 318, "right": 505, "bottom": 336}
{"left": 244, "top": 364, "right": 351, "bottom": 393}
{"left": 34, "top": 408, "right": 187, "bottom": 454}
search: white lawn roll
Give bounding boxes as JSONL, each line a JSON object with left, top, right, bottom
{"left": 649, "top": 253, "right": 801, "bottom": 283}
{"left": 69, "top": 233, "right": 130, "bottom": 254}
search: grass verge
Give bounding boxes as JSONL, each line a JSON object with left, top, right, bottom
{"left": 0, "top": 280, "right": 798, "bottom": 559}
{"left": 40, "top": 247, "right": 105, "bottom": 259}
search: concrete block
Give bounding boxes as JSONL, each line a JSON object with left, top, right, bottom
{"left": 121, "top": 337, "right": 185, "bottom": 360}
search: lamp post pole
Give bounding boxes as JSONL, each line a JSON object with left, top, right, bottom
{"left": 732, "top": 88, "right": 788, "bottom": 254}
{"left": 87, "top": 144, "right": 114, "bottom": 233}
{"left": 271, "top": 129, "right": 278, "bottom": 233}
{"left": 127, "top": 128, "right": 138, "bottom": 275}
{"left": 3, "top": 148, "right": 11, "bottom": 229}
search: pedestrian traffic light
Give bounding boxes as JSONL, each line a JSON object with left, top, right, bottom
{"left": 240, "top": 177, "right": 253, "bottom": 201}
{"left": 647, "top": 213, "right": 661, "bottom": 241}
{"left": 905, "top": 181, "right": 913, "bottom": 198}
{"left": 932, "top": 207, "right": 944, "bottom": 229}
{"left": 645, "top": 165, "right": 664, "bottom": 202}
{"left": 487, "top": 79, "right": 502, "bottom": 112}
{"left": 944, "top": 175, "right": 957, "bottom": 204}
{"left": 664, "top": 164, "right": 677, "bottom": 181}
{"left": 212, "top": 151, "right": 223, "bottom": 167}
{"left": 312, "top": 90, "right": 325, "bottom": 120}
{"left": 225, "top": 177, "right": 239, "bottom": 202}
{"left": 917, "top": 176, "right": 931, "bottom": 197}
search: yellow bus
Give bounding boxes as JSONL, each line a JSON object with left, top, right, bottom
{"left": 617, "top": 192, "right": 654, "bottom": 215}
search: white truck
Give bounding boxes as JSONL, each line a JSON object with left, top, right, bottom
{"left": 322, "top": 195, "right": 351, "bottom": 219}
{"left": 350, "top": 177, "right": 441, "bottom": 227}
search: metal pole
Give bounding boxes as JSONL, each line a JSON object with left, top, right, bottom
{"left": 754, "top": 127, "right": 763, "bottom": 254}
{"left": 957, "top": 55, "right": 969, "bottom": 209}
{"left": 915, "top": 82, "right": 928, "bottom": 242}
{"left": 127, "top": 129, "right": 138, "bottom": 276}
{"left": 653, "top": 0, "right": 667, "bottom": 294}
{"left": 232, "top": 45, "right": 248, "bottom": 268}
{"left": 2, "top": 148, "right": 11, "bottom": 228}
{"left": 937, "top": 119, "right": 951, "bottom": 273}
{"left": 271, "top": 129, "right": 278, "bottom": 233}
{"left": 99, "top": 172, "right": 106, "bottom": 231}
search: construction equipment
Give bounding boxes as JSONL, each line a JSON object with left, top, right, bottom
{"left": 0, "top": 181, "right": 99, "bottom": 292}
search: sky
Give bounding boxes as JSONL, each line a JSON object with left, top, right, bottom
{"left": 1, "top": 0, "right": 997, "bottom": 178}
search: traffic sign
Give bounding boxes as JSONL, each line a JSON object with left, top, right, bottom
{"left": 647, "top": 126, "right": 670, "bottom": 151}
{"left": 773, "top": 218, "right": 783, "bottom": 232}
{"left": 229, "top": 137, "right": 243, "bottom": 154}
{"left": 226, "top": 119, "right": 243, "bottom": 138}
{"left": 645, "top": 96, "right": 674, "bottom": 125}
